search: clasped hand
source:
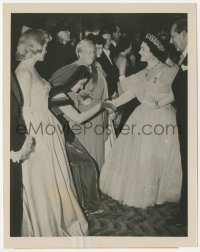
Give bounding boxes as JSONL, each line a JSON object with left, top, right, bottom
{"left": 101, "top": 100, "right": 116, "bottom": 112}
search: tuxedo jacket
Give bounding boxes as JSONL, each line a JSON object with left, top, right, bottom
{"left": 110, "top": 43, "right": 118, "bottom": 61}
{"left": 171, "top": 56, "right": 187, "bottom": 130}
{"left": 10, "top": 73, "right": 25, "bottom": 236}
{"left": 10, "top": 73, "right": 26, "bottom": 151}
{"left": 98, "top": 51, "right": 119, "bottom": 98}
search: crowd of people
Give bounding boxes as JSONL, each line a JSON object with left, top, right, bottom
{"left": 10, "top": 19, "right": 188, "bottom": 236}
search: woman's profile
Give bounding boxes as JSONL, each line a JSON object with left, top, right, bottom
{"left": 100, "top": 34, "right": 182, "bottom": 209}
{"left": 13, "top": 28, "right": 89, "bottom": 236}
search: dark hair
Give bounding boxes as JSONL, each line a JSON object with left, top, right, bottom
{"left": 52, "top": 24, "right": 71, "bottom": 35}
{"left": 143, "top": 33, "right": 168, "bottom": 63}
{"left": 173, "top": 19, "right": 187, "bottom": 33}
{"left": 117, "top": 37, "right": 132, "bottom": 53}
{"left": 99, "top": 28, "right": 111, "bottom": 37}
{"left": 109, "top": 24, "right": 120, "bottom": 34}
{"left": 50, "top": 65, "right": 91, "bottom": 95}
{"left": 87, "top": 33, "right": 105, "bottom": 45}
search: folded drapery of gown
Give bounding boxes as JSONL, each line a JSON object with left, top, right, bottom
{"left": 100, "top": 65, "right": 182, "bottom": 209}
{"left": 19, "top": 79, "right": 89, "bottom": 236}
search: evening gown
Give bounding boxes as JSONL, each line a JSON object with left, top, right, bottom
{"left": 100, "top": 64, "right": 182, "bottom": 209}
{"left": 20, "top": 76, "right": 88, "bottom": 236}
{"left": 49, "top": 64, "right": 103, "bottom": 213}
{"left": 68, "top": 64, "right": 109, "bottom": 170}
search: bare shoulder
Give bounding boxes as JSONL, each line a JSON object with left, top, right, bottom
{"left": 15, "top": 66, "right": 33, "bottom": 85}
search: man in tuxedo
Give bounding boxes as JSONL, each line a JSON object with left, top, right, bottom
{"left": 109, "top": 24, "right": 122, "bottom": 61}
{"left": 10, "top": 73, "right": 26, "bottom": 236}
{"left": 167, "top": 19, "right": 188, "bottom": 228}
{"left": 98, "top": 29, "right": 119, "bottom": 99}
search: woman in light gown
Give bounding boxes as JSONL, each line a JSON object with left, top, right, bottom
{"left": 100, "top": 34, "right": 182, "bottom": 209}
{"left": 13, "top": 29, "right": 111, "bottom": 236}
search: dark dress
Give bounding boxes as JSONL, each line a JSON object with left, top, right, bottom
{"left": 10, "top": 73, "right": 26, "bottom": 236}
{"left": 49, "top": 65, "right": 101, "bottom": 213}
{"left": 171, "top": 56, "right": 188, "bottom": 226}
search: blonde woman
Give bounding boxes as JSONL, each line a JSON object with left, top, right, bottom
{"left": 14, "top": 29, "right": 89, "bottom": 236}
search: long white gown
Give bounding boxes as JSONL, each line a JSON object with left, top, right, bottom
{"left": 100, "top": 65, "right": 182, "bottom": 209}
{"left": 20, "top": 77, "right": 88, "bottom": 236}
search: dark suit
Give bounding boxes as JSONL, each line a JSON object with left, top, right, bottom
{"left": 171, "top": 56, "right": 188, "bottom": 226}
{"left": 110, "top": 43, "right": 118, "bottom": 62}
{"left": 98, "top": 51, "right": 119, "bottom": 98}
{"left": 10, "top": 73, "right": 26, "bottom": 236}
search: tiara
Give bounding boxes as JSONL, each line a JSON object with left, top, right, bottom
{"left": 145, "top": 33, "right": 165, "bottom": 52}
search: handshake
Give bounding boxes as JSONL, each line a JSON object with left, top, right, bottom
{"left": 100, "top": 100, "right": 118, "bottom": 120}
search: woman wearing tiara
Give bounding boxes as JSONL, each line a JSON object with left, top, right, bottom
{"left": 100, "top": 34, "right": 182, "bottom": 209}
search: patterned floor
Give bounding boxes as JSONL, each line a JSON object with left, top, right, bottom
{"left": 88, "top": 194, "right": 187, "bottom": 236}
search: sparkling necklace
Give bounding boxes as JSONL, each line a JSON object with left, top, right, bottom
{"left": 145, "top": 61, "right": 160, "bottom": 77}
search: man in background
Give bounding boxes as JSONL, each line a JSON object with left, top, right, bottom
{"left": 167, "top": 19, "right": 188, "bottom": 228}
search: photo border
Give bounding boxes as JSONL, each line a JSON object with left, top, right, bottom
{"left": 3, "top": 3, "right": 197, "bottom": 248}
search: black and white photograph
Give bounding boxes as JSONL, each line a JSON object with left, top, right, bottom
{"left": 3, "top": 2, "right": 197, "bottom": 249}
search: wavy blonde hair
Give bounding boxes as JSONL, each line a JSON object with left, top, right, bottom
{"left": 16, "top": 28, "right": 50, "bottom": 61}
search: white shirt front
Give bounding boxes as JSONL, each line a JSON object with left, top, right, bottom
{"left": 103, "top": 48, "right": 113, "bottom": 65}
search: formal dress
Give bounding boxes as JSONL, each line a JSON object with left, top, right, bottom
{"left": 68, "top": 64, "right": 109, "bottom": 170}
{"left": 100, "top": 64, "right": 182, "bottom": 208}
{"left": 49, "top": 66, "right": 101, "bottom": 213}
{"left": 20, "top": 76, "right": 88, "bottom": 236}
{"left": 171, "top": 55, "right": 188, "bottom": 225}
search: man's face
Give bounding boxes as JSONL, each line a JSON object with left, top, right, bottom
{"left": 170, "top": 24, "right": 187, "bottom": 52}
{"left": 102, "top": 33, "right": 112, "bottom": 49}
{"left": 95, "top": 44, "right": 103, "bottom": 58}
{"left": 79, "top": 45, "right": 95, "bottom": 65}
{"left": 112, "top": 26, "right": 121, "bottom": 42}
{"left": 58, "top": 30, "right": 71, "bottom": 43}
